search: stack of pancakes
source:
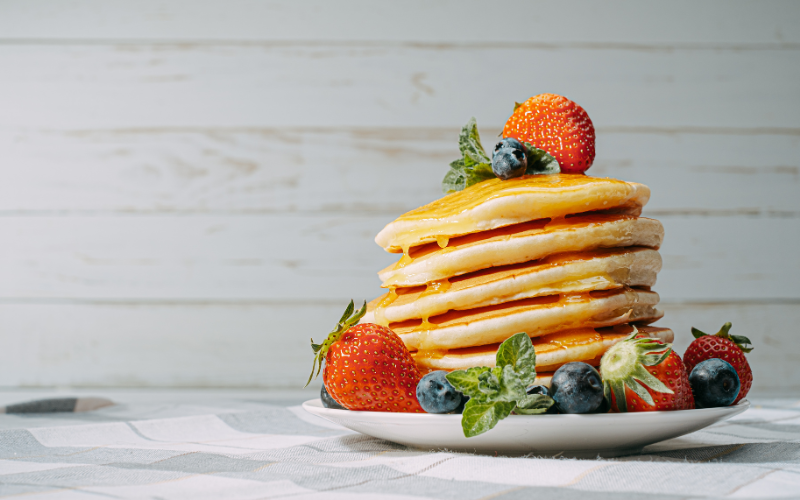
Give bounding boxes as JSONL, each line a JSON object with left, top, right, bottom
{"left": 364, "top": 174, "right": 673, "bottom": 387}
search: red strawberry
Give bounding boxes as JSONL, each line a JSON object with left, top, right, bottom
{"left": 307, "top": 301, "right": 424, "bottom": 413}
{"left": 502, "top": 93, "right": 596, "bottom": 174}
{"left": 677, "top": 362, "right": 696, "bottom": 410}
{"left": 684, "top": 322, "right": 752, "bottom": 404}
{"left": 600, "top": 332, "right": 692, "bottom": 412}
{"left": 632, "top": 332, "right": 694, "bottom": 410}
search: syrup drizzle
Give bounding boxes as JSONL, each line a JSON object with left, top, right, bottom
{"left": 418, "top": 278, "right": 451, "bottom": 298}
{"left": 395, "top": 245, "right": 413, "bottom": 269}
{"left": 372, "top": 287, "right": 398, "bottom": 327}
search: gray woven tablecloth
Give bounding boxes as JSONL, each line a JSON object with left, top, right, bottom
{"left": 0, "top": 391, "right": 798, "bottom": 499}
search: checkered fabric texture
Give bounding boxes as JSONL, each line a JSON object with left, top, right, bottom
{"left": 0, "top": 394, "right": 798, "bottom": 499}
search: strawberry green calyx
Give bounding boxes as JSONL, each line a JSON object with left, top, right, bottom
{"left": 691, "top": 322, "right": 753, "bottom": 354}
{"left": 305, "top": 300, "right": 366, "bottom": 387}
{"left": 599, "top": 330, "right": 674, "bottom": 412}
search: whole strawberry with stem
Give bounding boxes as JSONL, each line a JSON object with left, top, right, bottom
{"left": 633, "top": 331, "right": 695, "bottom": 410}
{"left": 307, "top": 301, "right": 424, "bottom": 413}
{"left": 600, "top": 331, "right": 692, "bottom": 412}
{"left": 502, "top": 93, "right": 595, "bottom": 174}
{"left": 684, "top": 322, "right": 752, "bottom": 404}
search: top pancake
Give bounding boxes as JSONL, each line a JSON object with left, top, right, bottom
{"left": 375, "top": 174, "right": 650, "bottom": 253}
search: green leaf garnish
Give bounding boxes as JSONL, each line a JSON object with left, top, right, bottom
{"left": 441, "top": 161, "right": 466, "bottom": 193}
{"left": 460, "top": 399, "right": 516, "bottom": 437}
{"left": 522, "top": 142, "right": 560, "bottom": 175}
{"left": 445, "top": 332, "right": 554, "bottom": 437}
{"left": 477, "top": 365, "right": 526, "bottom": 403}
{"left": 459, "top": 118, "right": 491, "bottom": 166}
{"left": 495, "top": 331, "right": 537, "bottom": 387}
{"left": 442, "top": 118, "right": 560, "bottom": 193}
{"left": 514, "top": 394, "right": 554, "bottom": 415}
{"left": 442, "top": 118, "right": 495, "bottom": 193}
{"left": 446, "top": 366, "right": 491, "bottom": 401}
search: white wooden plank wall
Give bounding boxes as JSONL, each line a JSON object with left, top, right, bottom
{"left": 0, "top": 0, "right": 798, "bottom": 392}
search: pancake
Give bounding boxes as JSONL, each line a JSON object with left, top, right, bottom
{"left": 413, "top": 325, "right": 674, "bottom": 373}
{"left": 534, "top": 372, "right": 554, "bottom": 388}
{"left": 371, "top": 247, "right": 661, "bottom": 324}
{"left": 379, "top": 215, "right": 664, "bottom": 287}
{"left": 375, "top": 174, "right": 650, "bottom": 253}
{"left": 365, "top": 287, "right": 662, "bottom": 351}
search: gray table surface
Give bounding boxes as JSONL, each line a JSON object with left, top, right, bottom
{"left": 0, "top": 389, "right": 798, "bottom": 499}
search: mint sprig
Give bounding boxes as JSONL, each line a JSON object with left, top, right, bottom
{"left": 442, "top": 118, "right": 560, "bottom": 193}
{"left": 441, "top": 117, "right": 494, "bottom": 193}
{"left": 445, "top": 332, "right": 554, "bottom": 437}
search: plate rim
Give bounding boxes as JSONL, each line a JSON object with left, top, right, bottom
{"left": 302, "top": 398, "right": 750, "bottom": 421}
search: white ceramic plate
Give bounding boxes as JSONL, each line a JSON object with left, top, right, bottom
{"left": 302, "top": 398, "right": 749, "bottom": 457}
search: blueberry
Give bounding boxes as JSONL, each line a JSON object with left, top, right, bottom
{"left": 549, "top": 362, "right": 605, "bottom": 414}
{"left": 452, "top": 395, "right": 470, "bottom": 414}
{"left": 492, "top": 139, "right": 527, "bottom": 180}
{"left": 689, "top": 358, "right": 740, "bottom": 408}
{"left": 525, "top": 385, "right": 549, "bottom": 396}
{"left": 416, "top": 371, "right": 464, "bottom": 414}
{"left": 592, "top": 396, "right": 610, "bottom": 414}
{"left": 494, "top": 137, "right": 525, "bottom": 153}
{"left": 320, "top": 384, "right": 346, "bottom": 410}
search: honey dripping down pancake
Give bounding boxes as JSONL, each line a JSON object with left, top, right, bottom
{"left": 370, "top": 247, "right": 661, "bottom": 324}
{"left": 375, "top": 174, "right": 650, "bottom": 253}
{"left": 412, "top": 325, "right": 675, "bottom": 374}
{"left": 378, "top": 214, "right": 664, "bottom": 288}
{"left": 364, "top": 287, "right": 662, "bottom": 351}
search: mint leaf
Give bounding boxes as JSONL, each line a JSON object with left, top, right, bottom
{"left": 442, "top": 121, "right": 561, "bottom": 193}
{"left": 514, "top": 394, "right": 554, "bottom": 415}
{"left": 460, "top": 399, "right": 516, "bottom": 437}
{"left": 459, "top": 117, "right": 491, "bottom": 164}
{"left": 446, "top": 366, "right": 491, "bottom": 402}
{"left": 522, "top": 142, "right": 560, "bottom": 175}
{"left": 447, "top": 332, "right": 550, "bottom": 438}
{"left": 463, "top": 161, "right": 495, "bottom": 188}
{"left": 441, "top": 160, "right": 466, "bottom": 193}
{"left": 442, "top": 118, "right": 495, "bottom": 193}
{"left": 495, "top": 332, "right": 537, "bottom": 386}
{"left": 477, "top": 365, "right": 526, "bottom": 403}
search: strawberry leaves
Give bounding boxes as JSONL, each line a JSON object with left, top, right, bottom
{"left": 442, "top": 118, "right": 560, "bottom": 193}
{"left": 691, "top": 322, "right": 753, "bottom": 353}
{"left": 446, "top": 332, "right": 554, "bottom": 437}
{"left": 306, "top": 300, "right": 366, "bottom": 387}
{"left": 599, "top": 331, "right": 675, "bottom": 413}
